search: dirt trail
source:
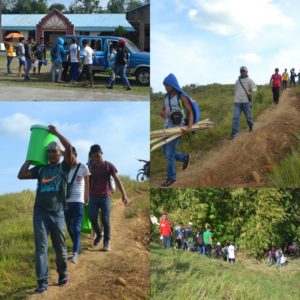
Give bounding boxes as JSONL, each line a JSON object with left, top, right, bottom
{"left": 152, "top": 89, "right": 300, "bottom": 188}
{"left": 27, "top": 197, "right": 149, "bottom": 300}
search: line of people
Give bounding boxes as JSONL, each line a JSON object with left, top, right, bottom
{"left": 159, "top": 214, "right": 236, "bottom": 263}
{"left": 8, "top": 36, "right": 132, "bottom": 90}
{"left": 18, "top": 125, "right": 129, "bottom": 294}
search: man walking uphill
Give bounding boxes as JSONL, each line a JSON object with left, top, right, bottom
{"left": 270, "top": 68, "right": 282, "bottom": 104}
{"left": 18, "top": 125, "right": 73, "bottom": 293}
{"left": 231, "top": 66, "right": 257, "bottom": 139}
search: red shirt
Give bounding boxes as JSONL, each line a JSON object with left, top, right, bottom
{"left": 160, "top": 220, "right": 172, "bottom": 236}
{"left": 271, "top": 74, "right": 282, "bottom": 88}
{"left": 89, "top": 161, "right": 117, "bottom": 197}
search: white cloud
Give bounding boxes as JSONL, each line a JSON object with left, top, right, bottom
{"left": 238, "top": 53, "right": 262, "bottom": 63}
{"left": 0, "top": 113, "right": 44, "bottom": 139}
{"left": 188, "top": 0, "right": 294, "bottom": 39}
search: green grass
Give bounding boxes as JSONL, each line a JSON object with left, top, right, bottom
{"left": 151, "top": 84, "right": 274, "bottom": 176}
{"left": 151, "top": 243, "right": 300, "bottom": 300}
{"left": 0, "top": 54, "right": 149, "bottom": 95}
{"left": 0, "top": 178, "right": 148, "bottom": 300}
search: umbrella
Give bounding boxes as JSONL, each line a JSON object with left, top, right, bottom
{"left": 5, "top": 33, "right": 24, "bottom": 39}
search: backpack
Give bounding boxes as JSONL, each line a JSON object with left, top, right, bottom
{"left": 177, "top": 93, "right": 201, "bottom": 125}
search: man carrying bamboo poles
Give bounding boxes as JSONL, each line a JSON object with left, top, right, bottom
{"left": 231, "top": 66, "right": 257, "bottom": 139}
{"left": 159, "top": 73, "right": 196, "bottom": 188}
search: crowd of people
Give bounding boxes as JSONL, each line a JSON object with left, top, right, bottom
{"left": 5, "top": 36, "right": 132, "bottom": 89}
{"left": 159, "top": 214, "right": 236, "bottom": 263}
{"left": 18, "top": 125, "right": 129, "bottom": 293}
{"left": 159, "top": 214, "right": 297, "bottom": 267}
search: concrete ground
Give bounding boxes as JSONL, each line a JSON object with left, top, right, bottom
{"left": 0, "top": 86, "right": 149, "bottom": 101}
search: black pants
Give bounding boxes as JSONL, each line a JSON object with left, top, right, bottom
{"left": 205, "top": 244, "right": 212, "bottom": 257}
{"left": 62, "top": 62, "right": 70, "bottom": 82}
{"left": 282, "top": 80, "right": 288, "bottom": 90}
{"left": 272, "top": 87, "right": 280, "bottom": 104}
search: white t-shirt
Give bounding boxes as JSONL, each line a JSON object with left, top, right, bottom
{"left": 228, "top": 245, "right": 235, "bottom": 259}
{"left": 69, "top": 43, "right": 80, "bottom": 63}
{"left": 83, "top": 46, "right": 94, "bottom": 65}
{"left": 67, "top": 163, "right": 90, "bottom": 203}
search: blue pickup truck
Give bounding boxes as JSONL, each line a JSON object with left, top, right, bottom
{"left": 63, "top": 35, "right": 150, "bottom": 85}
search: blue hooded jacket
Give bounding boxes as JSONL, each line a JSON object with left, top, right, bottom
{"left": 163, "top": 73, "right": 200, "bottom": 125}
{"left": 51, "top": 37, "right": 66, "bottom": 63}
{"left": 163, "top": 73, "right": 190, "bottom": 99}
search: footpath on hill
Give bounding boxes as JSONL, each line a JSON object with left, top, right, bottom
{"left": 27, "top": 197, "right": 150, "bottom": 300}
{"left": 152, "top": 89, "right": 300, "bottom": 187}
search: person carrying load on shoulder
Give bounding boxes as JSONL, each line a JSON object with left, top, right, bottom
{"left": 231, "top": 66, "right": 257, "bottom": 139}
{"left": 159, "top": 73, "right": 200, "bottom": 188}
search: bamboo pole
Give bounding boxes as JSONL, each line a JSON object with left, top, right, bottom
{"left": 151, "top": 133, "right": 183, "bottom": 152}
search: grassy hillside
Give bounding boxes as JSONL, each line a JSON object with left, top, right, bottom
{"left": 0, "top": 178, "right": 148, "bottom": 300}
{"left": 151, "top": 243, "right": 300, "bottom": 300}
{"left": 151, "top": 84, "right": 274, "bottom": 176}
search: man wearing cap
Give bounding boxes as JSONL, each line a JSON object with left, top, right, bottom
{"left": 107, "top": 38, "right": 131, "bottom": 90}
{"left": 18, "top": 125, "right": 72, "bottom": 293}
{"left": 231, "top": 66, "right": 257, "bottom": 139}
{"left": 88, "top": 144, "right": 128, "bottom": 251}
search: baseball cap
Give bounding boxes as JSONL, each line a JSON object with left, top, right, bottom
{"left": 47, "top": 141, "right": 63, "bottom": 151}
{"left": 240, "top": 66, "right": 248, "bottom": 72}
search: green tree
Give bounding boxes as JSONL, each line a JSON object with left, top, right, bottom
{"left": 11, "top": 0, "right": 48, "bottom": 14}
{"left": 49, "top": 3, "right": 67, "bottom": 13}
{"left": 126, "top": 0, "right": 143, "bottom": 11}
{"left": 69, "top": 0, "right": 102, "bottom": 13}
{"left": 107, "top": 0, "right": 125, "bottom": 13}
{"left": 114, "top": 25, "right": 128, "bottom": 37}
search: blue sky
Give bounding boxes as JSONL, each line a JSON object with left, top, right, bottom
{"left": 151, "top": 0, "right": 300, "bottom": 92}
{"left": 0, "top": 102, "right": 149, "bottom": 195}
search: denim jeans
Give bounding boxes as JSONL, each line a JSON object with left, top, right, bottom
{"left": 198, "top": 245, "right": 205, "bottom": 255}
{"left": 25, "top": 58, "right": 32, "bottom": 79}
{"left": 163, "top": 235, "right": 172, "bottom": 248}
{"left": 33, "top": 209, "right": 67, "bottom": 289}
{"left": 51, "top": 61, "right": 62, "bottom": 82}
{"left": 163, "top": 137, "right": 187, "bottom": 180}
{"left": 109, "top": 64, "right": 131, "bottom": 88}
{"left": 70, "top": 62, "right": 80, "bottom": 81}
{"left": 272, "top": 87, "right": 280, "bottom": 103}
{"left": 231, "top": 102, "right": 253, "bottom": 136}
{"left": 7, "top": 56, "right": 13, "bottom": 73}
{"left": 88, "top": 196, "right": 111, "bottom": 242}
{"left": 205, "top": 244, "right": 212, "bottom": 257}
{"left": 64, "top": 202, "right": 84, "bottom": 254}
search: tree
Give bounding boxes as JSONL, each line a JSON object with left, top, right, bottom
{"left": 6, "top": 0, "right": 48, "bottom": 14}
{"left": 49, "top": 3, "right": 67, "bottom": 13}
{"left": 107, "top": 0, "right": 125, "bottom": 13}
{"left": 126, "top": 0, "right": 143, "bottom": 11}
{"left": 114, "top": 25, "right": 128, "bottom": 37}
{"left": 68, "top": 0, "right": 102, "bottom": 13}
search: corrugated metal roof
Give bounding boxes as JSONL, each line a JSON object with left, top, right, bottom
{"left": 2, "top": 14, "right": 134, "bottom": 31}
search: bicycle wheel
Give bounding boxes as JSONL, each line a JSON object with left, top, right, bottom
{"left": 137, "top": 171, "right": 147, "bottom": 182}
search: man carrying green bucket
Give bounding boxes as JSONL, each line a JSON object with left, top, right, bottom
{"left": 18, "top": 125, "right": 72, "bottom": 294}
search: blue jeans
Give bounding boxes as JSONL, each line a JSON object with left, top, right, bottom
{"left": 163, "top": 137, "right": 187, "bottom": 180}
{"left": 163, "top": 235, "right": 172, "bottom": 248}
{"left": 33, "top": 209, "right": 67, "bottom": 289}
{"left": 70, "top": 62, "right": 80, "bottom": 81}
{"left": 64, "top": 202, "right": 84, "bottom": 254}
{"left": 88, "top": 196, "right": 111, "bottom": 242}
{"left": 109, "top": 64, "right": 131, "bottom": 88}
{"left": 7, "top": 56, "right": 13, "bottom": 73}
{"left": 198, "top": 246, "right": 205, "bottom": 255}
{"left": 25, "top": 58, "right": 32, "bottom": 79}
{"left": 231, "top": 102, "right": 253, "bottom": 136}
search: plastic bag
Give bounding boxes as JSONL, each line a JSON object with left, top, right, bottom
{"left": 81, "top": 205, "right": 92, "bottom": 233}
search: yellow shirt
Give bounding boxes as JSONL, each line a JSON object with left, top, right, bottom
{"left": 282, "top": 72, "right": 289, "bottom": 81}
{"left": 6, "top": 44, "right": 14, "bottom": 57}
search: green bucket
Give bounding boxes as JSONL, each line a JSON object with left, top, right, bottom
{"left": 26, "top": 125, "right": 57, "bottom": 166}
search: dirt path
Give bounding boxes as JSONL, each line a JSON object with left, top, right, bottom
{"left": 152, "top": 89, "right": 300, "bottom": 188}
{"left": 27, "top": 197, "right": 150, "bottom": 300}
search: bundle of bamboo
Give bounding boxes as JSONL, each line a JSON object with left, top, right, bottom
{"left": 150, "top": 119, "right": 214, "bottom": 151}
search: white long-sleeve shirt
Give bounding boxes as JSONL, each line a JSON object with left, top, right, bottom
{"left": 234, "top": 77, "right": 257, "bottom": 103}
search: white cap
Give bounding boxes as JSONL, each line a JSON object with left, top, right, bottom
{"left": 188, "top": 222, "right": 193, "bottom": 226}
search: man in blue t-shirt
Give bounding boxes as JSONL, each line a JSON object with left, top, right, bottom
{"left": 18, "top": 125, "right": 72, "bottom": 293}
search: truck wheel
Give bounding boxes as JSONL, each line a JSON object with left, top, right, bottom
{"left": 136, "top": 68, "right": 150, "bottom": 86}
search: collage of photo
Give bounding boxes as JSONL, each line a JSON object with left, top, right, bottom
{"left": 0, "top": 1, "right": 300, "bottom": 300}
